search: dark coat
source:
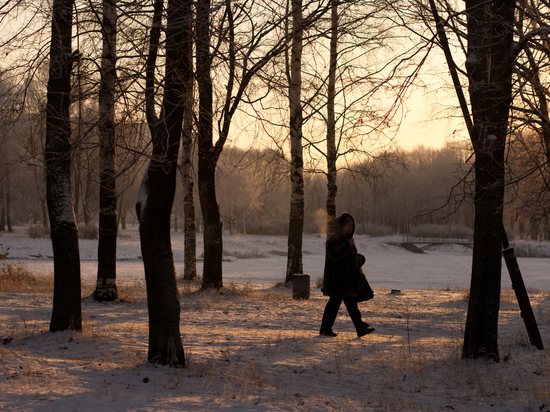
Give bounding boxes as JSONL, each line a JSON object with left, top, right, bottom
{"left": 321, "top": 212, "right": 361, "bottom": 297}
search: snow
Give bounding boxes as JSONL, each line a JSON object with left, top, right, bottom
{"left": 1, "top": 227, "right": 550, "bottom": 411}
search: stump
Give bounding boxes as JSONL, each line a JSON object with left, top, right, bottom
{"left": 292, "top": 274, "right": 310, "bottom": 300}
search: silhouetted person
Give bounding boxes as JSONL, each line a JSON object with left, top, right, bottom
{"left": 319, "top": 212, "right": 374, "bottom": 337}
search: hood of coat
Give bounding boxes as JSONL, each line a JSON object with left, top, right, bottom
{"left": 334, "top": 212, "right": 355, "bottom": 239}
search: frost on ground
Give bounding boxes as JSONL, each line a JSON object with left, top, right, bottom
{"left": 2, "top": 228, "right": 550, "bottom": 411}
{"left": 1, "top": 281, "right": 550, "bottom": 412}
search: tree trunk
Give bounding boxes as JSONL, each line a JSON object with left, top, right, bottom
{"left": 94, "top": 0, "right": 118, "bottom": 302}
{"left": 180, "top": 27, "right": 196, "bottom": 281}
{"left": 198, "top": 159, "right": 223, "bottom": 288}
{"left": 326, "top": 0, "right": 338, "bottom": 237}
{"left": 73, "top": 168, "right": 80, "bottom": 221}
{"left": 286, "top": 0, "right": 304, "bottom": 283}
{"left": 46, "top": 0, "right": 82, "bottom": 333}
{"left": 462, "top": 0, "right": 515, "bottom": 361}
{"left": 136, "top": 0, "right": 191, "bottom": 366}
{"left": 82, "top": 168, "right": 92, "bottom": 226}
{"left": 0, "top": 178, "right": 5, "bottom": 231}
{"left": 6, "top": 173, "right": 11, "bottom": 233}
{"left": 197, "top": 0, "right": 223, "bottom": 289}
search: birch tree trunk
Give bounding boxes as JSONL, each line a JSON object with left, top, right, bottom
{"left": 180, "top": 31, "right": 196, "bottom": 281}
{"left": 326, "top": 0, "right": 338, "bottom": 237}
{"left": 286, "top": 0, "right": 304, "bottom": 283}
{"left": 197, "top": 0, "right": 223, "bottom": 289}
{"left": 94, "top": 0, "right": 118, "bottom": 302}
{"left": 46, "top": 0, "right": 82, "bottom": 332}
{"left": 462, "top": 0, "right": 515, "bottom": 361}
{"left": 136, "top": 0, "right": 191, "bottom": 366}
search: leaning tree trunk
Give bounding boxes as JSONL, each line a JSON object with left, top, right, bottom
{"left": 94, "top": 0, "right": 118, "bottom": 302}
{"left": 326, "top": 0, "right": 338, "bottom": 238}
{"left": 180, "top": 34, "right": 197, "bottom": 281}
{"left": 197, "top": 0, "right": 223, "bottom": 289}
{"left": 462, "top": 0, "right": 515, "bottom": 361}
{"left": 46, "top": 0, "right": 82, "bottom": 332}
{"left": 285, "top": 0, "right": 304, "bottom": 283}
{"left": 136, "top": 0, "right": 191, "bottom": 366}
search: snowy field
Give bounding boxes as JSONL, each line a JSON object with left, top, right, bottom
{"left": 1, "top": 227, "right": 550, "bottom": 411}
{"left": 4, "top": 226, "right": 550, "bottom": 291}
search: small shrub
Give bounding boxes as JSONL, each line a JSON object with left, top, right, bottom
{"left": 79, "top": 223, "right": 98, "bottom": 239}
{"left": 224, "top": 281, "right": 256, "bottom": 297}
{"left": 511, "top": 241, "right": 550, "bottom": 257}
{"left": 27, "top": 225, "right": 50, "bottom": 238}
{"left": 225, "top": 249, "right": 267, "bottom": 259}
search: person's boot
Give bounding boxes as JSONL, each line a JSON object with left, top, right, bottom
{"left": 357, "top": 327, "right": 375, "bottom": 337}
{"left": 319, "top": 330, "right": 337, "bottom": 337}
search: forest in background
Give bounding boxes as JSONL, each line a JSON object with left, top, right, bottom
{"left": 2, "top": 122, "right": 548, "bottom": 241}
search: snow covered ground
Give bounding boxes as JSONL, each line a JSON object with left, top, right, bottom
{"left": 1, "top": 227, "right": 550, "bottom": 411}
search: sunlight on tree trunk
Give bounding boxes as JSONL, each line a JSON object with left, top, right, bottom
{"left": 46, "top": 0, "right": 82, "bottom": 333}
{"left": 286, "top": 0, "right": 304, "bottom": 283}
{"left": 326, "top": 0, "right": 338, "bottom": 238}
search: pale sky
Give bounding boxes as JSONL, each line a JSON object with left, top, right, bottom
{"left": 393, "top": 87, "right": 469, "bottom": 150}
{"left": 229, "top": 85, "right": 470, "bottom": 153}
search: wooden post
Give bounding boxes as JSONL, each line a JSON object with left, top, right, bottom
{"left": 502, "top": 225, "right": 544, "bottom": 350}
{"left": 292, "top": 273, "right": 310, "bottom": 300}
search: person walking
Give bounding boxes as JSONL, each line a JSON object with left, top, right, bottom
{"left": 319, "top": 212, "right": 375, "bottom": 337}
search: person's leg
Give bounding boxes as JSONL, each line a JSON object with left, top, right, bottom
{"left": 343, "top": 297, "right": 374, "bottom": 337}
{"left": 320, "top": 295, "right": 343, "bottom": 335}
{"left": 343, "top": 297, "right": 364, "bottom": 330}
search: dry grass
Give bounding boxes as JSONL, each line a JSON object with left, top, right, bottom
{"left": 0, "top": 263, "right": 53, "bottom": 293}
{"left": 0, "top": 262, "right": 148, "bottom": 305}
{"left": 1, "top": 269, "right": 550, "bottom": 410}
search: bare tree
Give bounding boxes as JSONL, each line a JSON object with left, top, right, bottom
{"left": 136, "top": 0, "right": 192, "bottom": 366}
{"left": 196, "top": 0, "right": 301, "bottom": 288}
{"left": 93, "top": 0, "right": 118, "bottom": 301}
{"left": 325, "top": 0, "right": 337, "bottom": 236}
{"left": 195, "top": 0, "right": 221, "bottom": 288}
{"left": 426, "top": 0, "right": 515, "bottom": 360}
{"left": 46, "top": 0, "right": 82, "bottom": 332}
{"left": 180, "top": 20, "right": 196, "bottom": 280}
{"left": 286, "top": 0, "right": 305, "bottom": 283}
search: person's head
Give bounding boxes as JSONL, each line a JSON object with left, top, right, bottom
{"left": 336, "top": 213, "right": 355, "bottom": 238}
{"left": 341, "top": 216, "right": 353, "bottom": 236}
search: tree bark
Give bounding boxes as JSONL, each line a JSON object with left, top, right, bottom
{"left": 94, "top": 0, "right": 118, "bottom": 302}
{"left": 286, "top": 0, "right": 304, "bottom": 283}
{"left": 136, "top": 0, "right": 191, "bottom": 366}
{"left": 197, "top": 0, "right": 223, "bottom": 289}
{"left": 6, "top": 173, "right": 11, "bottom": 233}
{"left": 462, "top": 0, "right": 515, "bottom": 361}
{"left": 46, "top": 0, "right": 82, "bottom": 332}
{"left": 0, "top": 177, "right": 5, "bottom": 231}
{"left": 180, "top": 24, "right": 196, "bottom": 281}
{"left": 326, "top": 0, "right": 338, "bottom": 237}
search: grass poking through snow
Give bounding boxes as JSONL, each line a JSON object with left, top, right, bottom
{"left": 1, "top": 265, "right": 550, "bottom": 411}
